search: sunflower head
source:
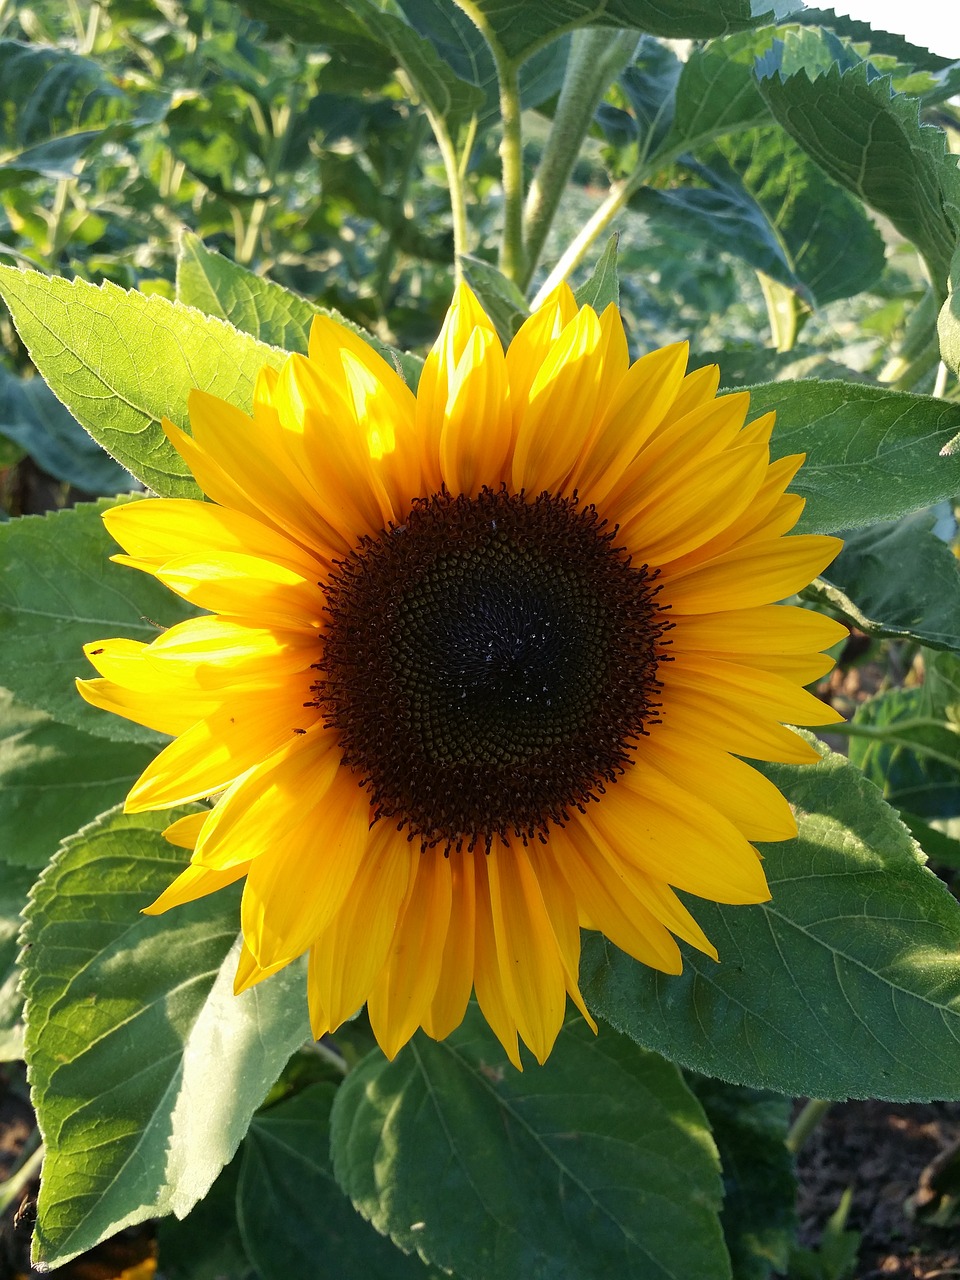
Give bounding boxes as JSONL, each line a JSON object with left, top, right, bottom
{"left": 78, "top": 282, "right": 844, "bottom": 1068}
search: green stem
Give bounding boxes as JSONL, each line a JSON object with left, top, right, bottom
{"left": 374, "top": 112, "right": 429, "bottom": 303}
{"left": 452, "top": 0, "right": 525, "bottom": 282}
{"left": 786, "top": 1099, "right": 832, "bottom": 1155}
{"left": 532, "top": 176, "right": 632, "bottom": 307}
{"left": 431, "top": 109, "right": 471, "bottom": 277}
{"left": 521, "top": 28, "right": 637, "bottom": 290}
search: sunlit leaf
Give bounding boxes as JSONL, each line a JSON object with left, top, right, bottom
{"left": 22, "top": 806, "right": 311, "bottom": 1269}
{"left": 582, "top": 741, "right": 960, "bottom": 1101}
{"left": 0, "top": 267, "right": 286, "bottom": 498}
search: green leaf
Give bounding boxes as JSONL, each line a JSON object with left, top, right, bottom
{"left": 574, "top": 233, "right": 620, "bottom": 311}
{"left": 639, "top": 129, "right": 885, "bottom": 306}
{"left": 0, "top": 860, "right": 36, "bottom": 1062}
{"left": 157, "top": 1154, "right": 256, "bottom": 1280}
{"left": 581, "top": 740, "right": 960, "bottom": 1100}
{"left": 175, "top": 233, "right": 422, "bottom": 386}
{"left": 457, "top": 254, "right": 529, "bottom": 342}
{"left": 0, "top": 688, "right": 155, "bottom": 867}
{"left": 453, "top": 0, "right": 773, "bottom": 63}
{"left": 690, "top": 1079, "right": 795, "bottom": 1280}
{"left": 340, "top": 0, "right": 485, "bottom": 142}
{"left": 847, "top": 686, "right": 960, "bottom": 819}
{"left": 652, "top": 27, "right": 775, "bottom": 159}
{"left": 0, "top": 501, "right": 196, "bottom": 743}
{"left": 756, "top": 30, "right": 960, "bottom": 296}
{"left": 331, "top": 1007, "right": 730, "bottom": 1280}
{"left": 238, "top": 1083, "right": 439, "bottom": 1279}
{"left": 0, "top": 366, "right": 133, "bottom": 494}
{"left": 901, "top": 812, "right": 960, "bottom": 871}
{"left": 743, "top": 380, "right": 960, "bottom": 534}
{"left": 21, "top": 806, "right": 311, "bottom": 1269}
{"left": 0, "top": 41, "right": 130, "bottom": 186}
{"left": 0, "top": 266, "right": 287, "bottom": 498}
{"left": 806, "top": 511, "right": 960, "bottom": 652}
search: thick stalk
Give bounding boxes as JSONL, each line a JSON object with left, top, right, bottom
{"left": 521, "top": 28, "right": 637, "bottom": 290}
{"left": 452, "top": 0, "right": 525, "bottom": 283}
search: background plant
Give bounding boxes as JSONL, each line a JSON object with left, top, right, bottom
{"left": 1, "top": 1, "right": 960, "bottom": 1277}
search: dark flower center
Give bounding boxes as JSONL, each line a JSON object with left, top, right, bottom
{"left": 313, "top": 487, "right": 670, "bottom": 852}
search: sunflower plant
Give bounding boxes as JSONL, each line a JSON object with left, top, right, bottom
{"left": 1, "top": 2, "right": 960, "bottom": 1278}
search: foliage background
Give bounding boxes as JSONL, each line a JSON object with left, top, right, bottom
{"left": 1, "top": 1, "right": 960, "bottom": 1278}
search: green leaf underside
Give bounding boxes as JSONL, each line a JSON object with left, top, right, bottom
{"left": 938, "top": 244, "right": 960, "bottom": 378}
{"left": 0, "top": 688, "right": 155, "bottom": 866}
{"left": 239, "top": 1083, "right": 441, "bottom": 1279}
{"left": 0, "top": 366, "right": 132, "bottom": 494}
{"left": 744, "top": 380, "right": 960, "bottom": 534}
{"left": 582, "top": 742, "right": 960, "bottom": 1101}
{"left": 331, "top": 1007, "right": 730, "bottom": 1280}
{"left": 809, "top": 512, "right": 960, "bottom": 653}
{"left": 0, "top": 859, "right": 36, "bottom": 1061}
{"left": 21, "top": 806, "right": 311, "bottom": 1269}
{"left": 756, "top": 33, "right": 960, "bottom": 295}
{"left": 691, "top": 1078, "right": 795, "bottom": 1280}
{"left": 457, "top": 254, "right": 529, "bottom": 342}
{"left": 175, "top": 232, "right": 423, "bottom": 385}
{"left": 0, "top": 500, "right": 196, "bottom": 743}
{"left": 0, "top": 266, "right": 287, "bottom": 498}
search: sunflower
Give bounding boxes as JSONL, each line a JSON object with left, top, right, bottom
{"left": 78, "top": 284, "right": 844, "bottom": 1068}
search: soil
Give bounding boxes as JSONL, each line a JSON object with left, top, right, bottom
{"left": 793, "top": 1100, "right": 960, "bottom": 1279}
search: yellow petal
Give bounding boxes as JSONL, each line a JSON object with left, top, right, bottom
{"left": 504, "top": 282, "right": 577, "bottom": 413}
{"left": 471, "top": 850, "right": 522, "bottom": 1069}
{"left": 144, "top": 859, "right": 248, "bottom": 914}
{"left": 439, "top": 327, "right": 513, "bottom": 496}
{"left": 662, "top": 535, "right": 843, "bottom": 614}
{"left": 366, "top": 849, "right": 453, "bottom": 1059}
{"left": 241, "top": 764, "right": 372, "bottom": 968}
{"left": 163, "top": 811, "right": 209, "bottom": 850}
{"left": 670, "top": 604, "right": 849, "bottom": 657}
{"left": 422, "top": 850, "right": 477, "bottom": 1042}
{"left": 486, "top": 843, "right": 567, "bottom": 1065}
{"left": 156, "top": 550, "right": 321, "bottom": 629}
{"left": 147, "top": 615, "right": 317, "bottom": 689}
{"left": 308, "top": 823, "right": 416, "bottom": 1035}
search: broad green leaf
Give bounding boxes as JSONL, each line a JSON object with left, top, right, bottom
{"left": 743, "top": 380, "right": 960, "bottom": 534}
{"left": 798, "top": 8, "right": 958, "bottom": 75}
{"left": 806, "top": 511, "right": 960, "bottom": 652}
{"left": 690, "top": 1079, "right": 795, "bottom": 1280}
{"left": 0, "top": 688, "right": 155, "bottom": 867}
{"left": 457, "top": 254, "right": 529, "bottom": 342}
{"left": 0, "top": 500, "right": 196, "bottom": 743}
{"left": 652, "top": 27, "right": 776, "bottom": 160}
{"left": 847, "top": 687, "right": 960, "bottom": 819}
{"left": 21, "top": 806, "right": 311, "bottom": 1269}
{"left": 596, "top": 38, "right": 682, "bottom": 175}
{"left": 0, "top": 860, "right": 36, "bottom": 1061}
{"left": 175, "top": 233, "right": 423, "bottom": 386}
{"left": 340, "top": 0, "right": 485, "bottom": 142}
{"left": 756, "top": 30, "right": 960, "bottom": 296}
{"left": 157, "top": 1154, "right": 256, "bottom": 1280}
{"left": 574, "top": 233, "right": 620, "bottom": 311}
{"left": 331, "top": 1008, "right": 730, "bottom": 1280}
{"left": 453, "top": 0, "right": 774, "bottom": 63}
{"left": 0, "top": 365, "right": 132, "bottom": 494}
{"left": 243, "top": 0, "right": 396, "bottom": 74}
{"left": 939, "top": 243, "right": 960, "bottom": 378}
{"left": 0, "top": 267, "right": 287, "bottom": 498}
{"left": 0, "top": 41, "right": 130, "bottom": 187}
{"left": 238, "top": 1083, "right": 439, "bottom": 1279}
{"left": 641, "top": 129, "right": 886, "bottom": 306}
{"left": 582, "top": 741, "right": 960, "bottom": 1100}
